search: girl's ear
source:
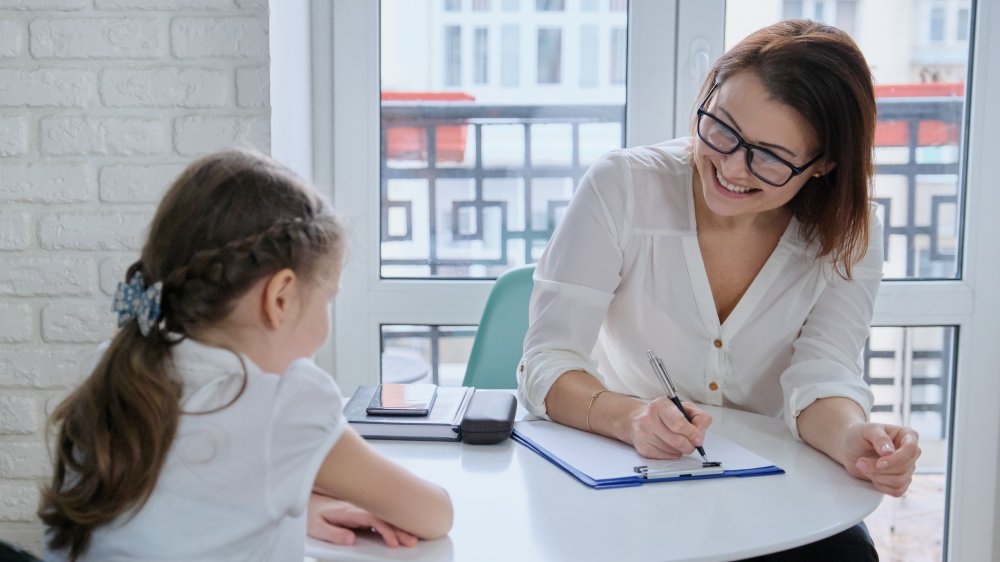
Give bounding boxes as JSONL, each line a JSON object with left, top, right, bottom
{"left": 262, "top": 268, "right": 298, "bottom": 329}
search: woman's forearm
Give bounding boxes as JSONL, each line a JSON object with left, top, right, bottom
{"left": 796, "top": 396, "right": 867, "bottom": 466}
{"left": 544, "top": 370, "right": 642, "bottom": 442}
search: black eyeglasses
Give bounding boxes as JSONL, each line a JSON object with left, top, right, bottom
{"left": 696, "top": 83, "right": 823, "bottom": 187}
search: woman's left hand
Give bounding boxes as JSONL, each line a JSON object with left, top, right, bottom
{"left": 307, "top": 493, "right": 418, "bottom": 548}
{"left": 840, "top": 423, "right": 921, "bottom": 497}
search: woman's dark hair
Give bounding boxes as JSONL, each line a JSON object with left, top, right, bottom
{"left": 38, "top": 148, "right": 346, "bottom": 560}
{"left": 695, "top": 19, "right": 877, "bottom": 277}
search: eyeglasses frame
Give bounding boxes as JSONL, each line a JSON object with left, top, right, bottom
{"left": 695, "top": 82, "right": 824, "bottom": 188}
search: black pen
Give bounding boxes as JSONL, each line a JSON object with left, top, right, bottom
{"left": 645, "top": 349, "right": 711, "bottom": 463}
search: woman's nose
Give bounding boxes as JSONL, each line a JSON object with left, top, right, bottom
{"left": 718, "top": 149, "right": 751, "bottom": 182}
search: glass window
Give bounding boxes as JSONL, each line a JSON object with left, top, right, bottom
{"left": 863, "top": 326, "right": 955, "bottom": 561}
{"left": 444, "top": 0, "right": 461, "bottom": 12}
{"left": 726, "top": 1, "right": 969, "bottom": 281}
{"left": 782, "top": 0, "right": 803, "bottom": 18}
{"left": 501, "top": 25, "right": 520, "bottom": 87}
{"left": 609, "top": 0, "right": 627, "bottom": 11}
{"left": 836, "top": 0, "right": 857, "bottom": 36}
{"left": 956, "top": 8, "right": 970, "bottom": 41}
{"left": 535, "top": 0, "right": 564, "bottom": 11}
{"left": 579, "top": 25, "right": 598, "bottom": 87}
{"left": 381, "top": 325, "right": 476, "bottom": 386}
{"left": 537, "top": 28, "right": 562, "bottom": 84}
{"left": 380, "top": 1, "right": 627, "bottom": 278}
{"left": 472, "top": 0, "right": 490, "bottom": 11}
{"left": 581, "top": 0, "right": 599, "bottom": 12}
{"left": 930, "top": 7, "right": 946, "bottom": 42}
{"left": 474, "top": 27, "right": 489, "bottom": 84}
{"left": 444, "top": 25, "right": 462, "bottom": 87}
{"left": 610, "top": 27, "right": 627, "bottom": 85}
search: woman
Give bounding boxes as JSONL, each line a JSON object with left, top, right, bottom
{"left": 517, "top": 20, "right": 919, "bottom": 560}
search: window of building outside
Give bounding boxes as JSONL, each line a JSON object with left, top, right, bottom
{"left": 536, "top": 28, "right": 563, "bottom": 84}
{"left": 379, "top": 0, "right": 627, "bottom": 384}
{"left": 474, "top": 27, "right": 489, "bottom": 84}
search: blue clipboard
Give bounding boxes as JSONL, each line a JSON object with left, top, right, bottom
{"left": 512, "top": 420, "right": 784, "bottom": 490}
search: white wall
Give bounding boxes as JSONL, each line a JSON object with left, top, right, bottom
{"left": 0, "top": 0, "right": 270, "bottom": 553}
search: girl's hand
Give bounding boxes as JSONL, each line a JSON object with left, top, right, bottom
{"left": 307, "top": 493, "right": 418, "bottom": 548}
{"left": 626, "top": 398, "right": 712, "bottom": 459}
{"left": 841, "top": 423, "right": 921, "bottom": 497}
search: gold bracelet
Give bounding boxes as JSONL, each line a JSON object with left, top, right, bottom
{"left": 586, "top": 389, "right": 610, "bottom": 433}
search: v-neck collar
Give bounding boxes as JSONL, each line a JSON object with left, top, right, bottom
{"left": 681, "top": 180, "right": 798, "bottom": 339}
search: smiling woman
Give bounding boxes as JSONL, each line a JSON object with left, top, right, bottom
{"left": 517, "top": 19, "right": 919, "bottom": 561}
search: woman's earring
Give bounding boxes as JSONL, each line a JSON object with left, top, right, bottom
{"left": 813, "top": 172, "right": 823, "bottom": 178}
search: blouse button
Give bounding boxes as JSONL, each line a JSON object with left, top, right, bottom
{"left": 709, "top": 382, "right": 719, "bottom": 391}
{"left": 713, "top": 339, "right": 723, "bottom": 348}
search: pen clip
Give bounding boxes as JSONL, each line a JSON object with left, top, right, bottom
{"left": 645, "top": 349, "right": 678, "bottom": 398}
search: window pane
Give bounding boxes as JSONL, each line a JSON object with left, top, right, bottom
{"left": 535, "top": 0, "right": 564, "bottom": 11}
{"left": 444, "top": 26, "right": 462, "bottom": 87}
{"left": 381, "top": 325, "right": 477, "bottom": 387}
{"left": 579, "top": 25, "right": 598, "bottom": 87}
{"left": 610, "top": 27, "right": 627, "bottom": 85}
{"left": 381, "top": 0, "right": 627, "bottom": 278}
{"left": 536, "top": 28, "right": 562, "bottom": 84}
{"left": 726, "top": 1, "right": 971, "bottom": 280}
{"left": 474, "top": 27, "right": 489, "bottom": 84}
{"left": 500, "top": 25, "right": 520, "bottom": 87}
{"left": 863, "top": 326, "right": 955, "bottom": 561}
{"left": 930, "top": 7, "right": 945, "bottom": 42}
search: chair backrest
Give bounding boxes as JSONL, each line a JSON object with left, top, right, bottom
{"left": 462, "top": 264, "right": 535, "bottom": 389}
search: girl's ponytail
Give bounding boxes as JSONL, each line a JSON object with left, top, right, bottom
{"left": 40, "top": 318, "right": 180, "bottom": 560}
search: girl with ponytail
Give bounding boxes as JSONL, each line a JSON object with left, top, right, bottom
{"left": 39, "top": 148, "right": 453, "bottom": 561}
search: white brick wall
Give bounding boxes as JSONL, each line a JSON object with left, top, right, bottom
{"left": 0, "top": 1, "right": 270, "bottom": 552}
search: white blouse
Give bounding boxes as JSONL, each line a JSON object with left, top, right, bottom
{"left": 517, "top": 138, "right": 881, "bottom": 439}
{"left": 46, "top": 339, "right": 347, "bottom": 562}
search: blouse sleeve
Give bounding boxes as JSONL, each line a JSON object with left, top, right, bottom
{"left": 517, "top": 151, "right": 633, "bottom": 416}
{"left": 780, "top": 210, "right": 884, "bottom": 439}
{"left": 264, "top": 358, "right": 347, "bottom": 518}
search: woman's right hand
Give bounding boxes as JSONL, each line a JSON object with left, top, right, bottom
{"left": 626, "top": 398, "right": 712, "bottom": 459}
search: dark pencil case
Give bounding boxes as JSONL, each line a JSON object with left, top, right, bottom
{"left": 460, "top": 390, "right": 517, "bottom": 445}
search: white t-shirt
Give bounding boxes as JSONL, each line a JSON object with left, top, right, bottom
{"left": 517, "top": 138, "right": 881, "bottom": 438}
{"left": 45, "top": 338, "right": 347, "bottom": 562}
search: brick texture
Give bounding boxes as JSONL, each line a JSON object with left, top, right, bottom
{"left": 0, "top": 69, "right": 96, "bottom": 107}
{"left": 0, "top": 21, "right": 23, "bottom": 58}
{"left": 0, "top": 2, "right": 269, "bottom": 531}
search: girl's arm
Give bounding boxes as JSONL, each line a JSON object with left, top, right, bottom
{"left": 312, "top": 428, "right": 453, "bottom": 540}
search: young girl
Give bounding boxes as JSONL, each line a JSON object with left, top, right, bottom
{"left": 39, "top": 149, "right": 453, "bottom": 561}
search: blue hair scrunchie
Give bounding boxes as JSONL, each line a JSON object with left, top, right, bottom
{"left": 112, "top": 272, "right": 163, "bottom": 337}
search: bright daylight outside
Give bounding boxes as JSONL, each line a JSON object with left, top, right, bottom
{"left": 379, "top": 2, "right": 972, "bottom": 560}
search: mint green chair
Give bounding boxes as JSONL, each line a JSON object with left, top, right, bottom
{"left": 462, "top": 265, "right": 536, "bottom": 389}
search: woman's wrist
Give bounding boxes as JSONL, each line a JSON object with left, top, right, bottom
{"left": 592, "top": 392, "right": 643, "bottom": 443}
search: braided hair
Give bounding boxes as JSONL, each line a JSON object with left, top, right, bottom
{"left": 39, "top": 148, "right": 345, "bottom": 560}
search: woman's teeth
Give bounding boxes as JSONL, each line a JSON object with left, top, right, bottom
{"left": 716, "top": 170, "right": 756, "bottom": 193}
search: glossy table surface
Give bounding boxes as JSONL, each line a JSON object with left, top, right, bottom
{"left": 306, "top": 404, "right": 882, "bottom": 562}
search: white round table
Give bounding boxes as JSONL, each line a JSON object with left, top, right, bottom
{"left": 306, "top": 404, "right": 882, "bottom": 562}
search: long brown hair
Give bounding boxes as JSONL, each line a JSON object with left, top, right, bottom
{"left": 695, "top": 19, "right": 877, "bottom": 277}
{"left": 38, "top": 148, "right": 345, "bottom": 560}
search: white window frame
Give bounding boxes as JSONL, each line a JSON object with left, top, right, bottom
{"left": 307, "top": 1, "right": 1000, "bottom": 559}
